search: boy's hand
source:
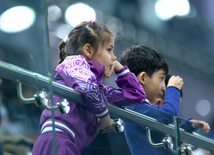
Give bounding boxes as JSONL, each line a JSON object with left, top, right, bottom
{"left": 167, "top": 75, "right": 183, "bottom": 90}
{"left": 189, "top": 119, "right": 211, "bottom": 133}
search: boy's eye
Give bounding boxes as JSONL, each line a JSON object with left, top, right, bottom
{"left": 160, "top": 77, "right": 164, "bottom": 80}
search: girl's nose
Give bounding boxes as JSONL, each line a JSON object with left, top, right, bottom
{"left": 112, "top": 54, "right": 117, "bottom": 61}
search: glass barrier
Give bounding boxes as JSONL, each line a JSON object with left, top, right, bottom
{"left": 177, "top": 116, "right": 214, "bottom": 155}
{"left": 0, "top": 60, "right": 179, "bottom": 154}
{"left": 1, "top": 1, "right": 213, "bottom": 155}
{"left": 49, "top": 70, "right": 178, "bottom": 155}
{"left": 1, "top": 60, "right": 214, "bottom": 154}
{"left": 0, "top": 0, "right": 55, "bottom": 154}
{"left": 48, "top": 70, "right": 214, "bottom": 155}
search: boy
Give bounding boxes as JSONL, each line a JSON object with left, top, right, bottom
{"left": 120, "top": 45, "right": 210, "bottom": 155}
{"left": 155, "top": 74, "right": 210, "bottom": 133}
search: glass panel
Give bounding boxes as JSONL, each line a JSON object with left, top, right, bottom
{"left": 177, "top": 116, "right": 214, "bottom": 154}
{"left": 1, "top": 1, "right": 213, "bottom": 155}
{"left": 122, "top": 105, "right": 177, "bottom": 155}
{"left": 0, "top": 0, "right": 55, "bottom": 154}
{"left": 48, "top": 70, "right": 177, "bottom": 155}
{"left": 48, "top": 69, "right": 214, "bottom": 155}
{"left": 174, "top": 117, "right": 182, "bottom": 155}
{"left": 0, "top": 2, "right": 51, "bottom": 76}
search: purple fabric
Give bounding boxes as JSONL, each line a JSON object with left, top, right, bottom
{"left": 32, "top": 131, "right": 80, "bottom": 155}
{"left": 55, "top": 55, "right": 109, "bottom": 118}
{"left": 33, "top": 55, "right": 146, "bottom": 155}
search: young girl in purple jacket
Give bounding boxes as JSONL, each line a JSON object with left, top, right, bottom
{"left": 32, "top": 20, "right": 146, "bottom": 155}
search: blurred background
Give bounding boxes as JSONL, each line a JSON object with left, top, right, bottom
{"left": 46, "top": 0, "right": 214, "bottom": 125}
{"left": 0, "top": 0, "right": 214, "bottom": 154}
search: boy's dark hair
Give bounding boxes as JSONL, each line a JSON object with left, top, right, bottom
{"left": 58, "top": 21, "right": 114, "bottom": 65}
{"left": 120, "top": 45, "right": 169, "bottom": 77}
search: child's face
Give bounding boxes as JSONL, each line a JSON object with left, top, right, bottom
{"left": 153, "top": 96, "right": 182, "bottom": 105}
{"left": 93, "top": 37, "right": 116, "bottom": 68}
{"left": 140, "top": 69, "right": 166, "bottom": 104}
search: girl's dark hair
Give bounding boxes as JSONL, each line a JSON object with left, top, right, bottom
{"left": 58, "top": 21, "right": 114, "bottom": 64}
{"left": 120, "top": 45, "right": 169, "bottom": 77}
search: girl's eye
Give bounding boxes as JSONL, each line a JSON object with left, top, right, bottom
{"left": 160, "top": 77, "right": 164, "bottom": 80}
{"left": 107, "top": 48, "right": 112, "bottom": 52}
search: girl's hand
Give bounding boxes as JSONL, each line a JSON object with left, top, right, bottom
{"left": 113, "top": 61, "right": 124, "bottom": 72}
{"left": 100, "top": 126, "right": 115, "bottom": 134}
{"left": 167, "top": 75, "right": 183, "bottom": 90}
{"left": 103, "top": 61, "right": 124, "bottom": 79}
{"left": 103, "top": 62, "right": 115, "bottom": 79}
{"left": 96, "top": 115, "right": 114, "bottom": 134}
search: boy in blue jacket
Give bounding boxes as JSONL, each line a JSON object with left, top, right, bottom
{"left": 120, "top": 45, "right": 210, "bottom": 155}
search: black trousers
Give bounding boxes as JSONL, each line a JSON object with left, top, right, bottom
{"left": 81, "top": 131, "right": 131, "bottom": 155}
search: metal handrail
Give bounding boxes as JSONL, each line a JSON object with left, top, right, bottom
{"left": 0, "top": 60, "right": 214, "bottom": 152}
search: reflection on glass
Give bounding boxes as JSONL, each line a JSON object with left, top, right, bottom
{"left": 0, "top": 6, "right": 36, "bottom": 33}
{"left": 0, "top": 0, "right": 53, "bottom": 154}
{"left": 124, "top": 102, "right": 178, "bottom": 155}
{"left": 49, "top": 70, "right": 178, "bottom": 155}
{"left": 178, "top": 117, "right": 214, "bottom": 154}
{"left": 32, "top": 53, "right": 148, "bottom": 155}
{"left": 1, "top": 61, "right": 214, "bottom": 155}
{"left": 0, "top": 78, "right": 42, "bottom": 155}
{"left": 51, "top": 70, "right": 179, "bottom": 154}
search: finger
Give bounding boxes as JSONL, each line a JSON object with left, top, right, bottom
{"left": 104, "top": 66, "right": 112, "bottom": 78}
{"left": 100, "top": 129, "right": 105, "bottom": 134}
{"left": 96, "top": 128, "right": 100, "bottom": 134}
{"left": 205, "top": 123, "right": 211, "bottom": 133}
{"left": 101, "top": 128, "right": 110, "bottom": 134}
{"left": 200, "top": 122, "right": 208, "bottom": 133}
{"left": 107, "top": 65, "right": 114, "bottom": 77}
{"left": 102, "top": 126, "right": 114, "bottom": 133}
{"left": 96, "top": 124, "right": 102, "bottom": 134}
{"left": 204, "top": 126, "right": 209, "bottom": 133}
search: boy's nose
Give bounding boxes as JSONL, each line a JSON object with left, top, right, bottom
{"left": 162, "top": 83, "right": 166, "bottom": 92}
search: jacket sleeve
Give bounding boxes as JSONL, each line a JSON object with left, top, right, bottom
{"left": 55, "top": 57, "right": 109, "bottom": 119}
{"left": 179, "top": 118, "right": 198, "bottom": 133}
{"left": 126, "top": 86, "right": 180, "bottom": 125}
{"left": 100, "top": 66, "right": 147, "bottom": 106}
{"left": 148, "top": 86, "right": 181, "bottom": 117}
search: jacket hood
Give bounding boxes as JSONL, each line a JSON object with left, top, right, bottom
{"left": 86, "top": 58, "right": 105, "bottom": 81}
{"left": 55, "top": 55, "right": 105, "bottom": 82}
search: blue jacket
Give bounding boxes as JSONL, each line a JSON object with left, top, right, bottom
{"left": 124, "top": 86, "right": 195, "bottom": 155}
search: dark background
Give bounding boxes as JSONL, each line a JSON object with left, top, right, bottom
{"left": 0, "top": 0, "right": 214, "bottom": 133}
{"left": 47, "top": 0, "right": 214, "bottom": 126}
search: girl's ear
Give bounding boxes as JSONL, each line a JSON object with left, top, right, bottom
{"left": 137, "top": 71, "right": 146, "bottom": 86}
{"left": 83, "top": 44, "right": 92, "bottom": 59}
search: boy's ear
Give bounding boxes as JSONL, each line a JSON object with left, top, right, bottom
{"left": 137, "top": 71, "right": 146, "bottom": 85}
{"left": 154, "top": 98, "right": 163, "bottom": 105}
{"left": 83, "top": 44, "right": 92, "bottom": 59}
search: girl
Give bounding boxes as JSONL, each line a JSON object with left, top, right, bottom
{"left": 32, "top": 20, "right": 146, "bottom": 155}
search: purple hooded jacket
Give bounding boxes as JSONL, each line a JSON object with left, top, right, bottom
{"left": 39, "top": 55, "right": 146, "bottom": 152}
